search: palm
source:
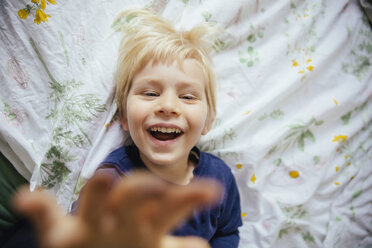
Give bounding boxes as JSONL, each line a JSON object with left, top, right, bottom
{"left": 14, "top": 172, "right": 221, "bottom": 248}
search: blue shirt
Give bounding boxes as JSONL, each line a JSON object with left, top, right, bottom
{"left": 96, "top": 145, "right": 242, "bottom": 248}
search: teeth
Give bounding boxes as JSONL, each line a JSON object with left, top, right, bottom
{"left": 150, "top": 127, "right": 182, "bottom": 134}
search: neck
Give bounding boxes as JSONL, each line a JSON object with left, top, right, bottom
{"left": 139, "top": 153, "right": 195, "bottom": 185}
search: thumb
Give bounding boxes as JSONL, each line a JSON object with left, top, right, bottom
{"left": 13, "top": 186, "right": 63, "bottom": 234}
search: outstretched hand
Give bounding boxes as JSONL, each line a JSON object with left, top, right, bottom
{"left": 13, "top": 172, "right": 222, "bottom": 248}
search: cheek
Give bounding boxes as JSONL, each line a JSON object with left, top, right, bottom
{"left": 189, "top": 105, "right": 209, "bottom": 131}
{"left": 125, "top": 99, "right": 148, "bottom": 130}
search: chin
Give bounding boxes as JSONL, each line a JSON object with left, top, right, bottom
{"left": 146, "top": 151, "right": 186, "bottom": 167}
{"left": 151, "top": 156, "right": 180, "bottom": 166}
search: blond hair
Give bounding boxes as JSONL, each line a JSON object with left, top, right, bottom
{"left": 114, "top": 8, "right": 217, "bottom": 122}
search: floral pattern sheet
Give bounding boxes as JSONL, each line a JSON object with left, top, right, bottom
{"left": 1, "top": 0, "right": 371, "bottom": 247}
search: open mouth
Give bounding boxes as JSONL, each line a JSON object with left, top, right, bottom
{"left": 148, "top": 127, "right": 183, "bottom": 141}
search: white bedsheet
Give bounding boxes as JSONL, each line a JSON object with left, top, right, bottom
{"left": 1, "top": 0, "right": 371, "bottom": 247}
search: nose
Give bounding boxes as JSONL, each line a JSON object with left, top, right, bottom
{"left": 156, "top": 92, "right": 180, "bottom": 117}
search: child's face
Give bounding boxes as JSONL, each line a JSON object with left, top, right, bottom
{"left": 121, "top": 59, "right": 213, "bottom": 168}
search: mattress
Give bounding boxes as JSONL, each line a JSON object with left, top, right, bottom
{"left": 1, "top": 0, "right": 371, "bottom": 247}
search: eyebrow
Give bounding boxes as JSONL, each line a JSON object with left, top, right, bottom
{"left": 135, "top": 78, "right": 204, "bottom": 90}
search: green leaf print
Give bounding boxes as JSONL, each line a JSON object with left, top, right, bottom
{"left": 273, "top": 158, "right": 282, "bottom": 166}
{"left": 270, "top": 109, "right": 284, "bottom": 120}
{"left": 202, "top": 11, "right": 212, "bottom": 22}
{"left": 247, "top": 34, "right": 256, "bottom": 43}
{"left": 58, "top": 31, "right": 69, "bottom": 66}
{"left": 268, "top": 145, "right": 277, "bottom": 155}
{"left": 8, "top": 113, "right": 17, "bottom": 121}
{"left": 315, "top": 120, "right": 324, "bottom": 126}
{"left": 289, "top": 123, "right": 304, "bottom": 129}
{"left": 298, "top": 132, "right": 305, "bottom": 151}
{"left": 258, "top": 113, "right": 268, "bottom": 121}
{"left": 304, "top": 129, "right": 315, "bottom": 142}
{"left": 279, "top": 205, "right": 311, "bottom": 240}
{"left": 41, "top": 159, "right": 71, "bottom": 188}
{"left": 73, "top": 175, "right": 88, "bottom": 195}
{"left": 3, "top": 100, "right": 11, "bottom": 113}
{"left": 279, "top": 227, "right": 290, "bottom": 239}
{"left": 1, "top": 99, "right": 26, "bottom": 122}
{"left": 341, "top": 111, "right": 352, "bottom": 125}
{"left": 282, "top": 205, "right": 307, "bottom": 221}
{"left": 200, "top": 128, "right": 238, "bottom": 160}
{"left": 313, "top": 155, "right": 321, "bottom": 165}
{"left": 247, "top": 24, "right": 265, "bottom": 43}
{"left": 302, "top": 231, "right": 315, "bottom": 243}
{"left": 352, "top": 189, "right": 363, "bottom": 199}
{"left": 342, "top": 16, "right": 372, "bottom": 81}
{"left": 214, "top": 39, "right": 231, "bottom": 53}
{"left": 30, "top": 38, "right": 106, "bottom": 189}
{"left": 239, "top": 46, "right": 259, "bottom": 67}
{"left": 340, "top": 99, "right": 369, "bottom": 127}
{"left": 284, "top": 117, "right": 322, "bottom": 152}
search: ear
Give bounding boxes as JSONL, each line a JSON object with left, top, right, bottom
{"left": 121, "top": 117, "right": 129, "bottom": 131}
{"left": 201, "top": 114, "right": 215, "bottom": 135}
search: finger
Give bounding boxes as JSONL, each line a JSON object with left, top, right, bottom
{"left": 77, "top": 172, "right": 114, "bottom": 228}
{"left": 162, "top": 235, "right": 210, "bottom": 248}
{"left": 13, "top": 186, "right": 63, "bottom": 235}
{"left": 106, "top": 172, "right": 167, "bottom": 226}
{"left": 153, "top": 179, "right": 223, "bottom": 232}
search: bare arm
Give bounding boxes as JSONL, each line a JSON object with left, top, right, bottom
{"left": 13, "top": 172, "right": 222, "bottom": 248}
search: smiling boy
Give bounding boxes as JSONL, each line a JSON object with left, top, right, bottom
{"left": 93, "top": 9, "right": 243, "bottom": 247}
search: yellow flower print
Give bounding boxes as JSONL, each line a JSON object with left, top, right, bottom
{"left": 304, "top": 57, "right": 314, "bottom": 72}
{"left": 236, "top": 164, "right": 243, "bottom": 169}
{"left": 294, "top": 8, "right": 310, "bottom": 22}
{"left": 241, "top": 212, "right": 247, "bottom": 218}
{"left": 41, "top": 0, "right": 46, "bottom": 10}
{"left": 244, "top": 110, "right": 251, "bottom": 116}
{"left": 34, "top": 17, "right": 41, "bottom": 24}
{"left": 333, "top": 98, "right": 338, "bottom": 105}
{"left": 334, "top": 181, "right": 340, "bottom": 186}
{"left": 291, "top": 60, "right": 299, "bottom": 67}
{"left": 18, "top": 9, "right": 29, "bottom": 19}
{"left": 332, "top": 135, "right": 347, "bottom": 143}
{"left": 291, "top": 54, "right": 314, "bottom": 74}
{"left": 335, "top": 166, "right": 340, "bottom": 172}
{"left": 34, "top": 9, "right": 51, "bottom": 24}
{"left": 18, "top": 0, "right": 56, "bottom": 24}
{"left": 250, "top": 173, "right": 256, "bottom": 184}
{"left": 289, "top": 170, "right": 299, "bottom": 178}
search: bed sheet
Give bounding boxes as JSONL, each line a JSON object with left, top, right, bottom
{"left": 1, "top": 0, "right": 371, "bottom": 247}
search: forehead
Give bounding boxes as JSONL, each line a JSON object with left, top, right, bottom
{"left": 132, "top": 58, "right": 206, "bottom": 88}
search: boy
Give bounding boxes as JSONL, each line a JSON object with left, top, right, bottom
{"left": 14, "top": 9, "right": 242, "bottom": 248}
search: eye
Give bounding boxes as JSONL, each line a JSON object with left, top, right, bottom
{"left": 142, "top": 90, "right": 159, "bottom": 97}
{"left": 180, "top": 94, "right": 197, "bottom": 101}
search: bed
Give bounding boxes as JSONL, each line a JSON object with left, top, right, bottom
{"left": 1, "top": 0, "right": 371, "bottom": 247}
